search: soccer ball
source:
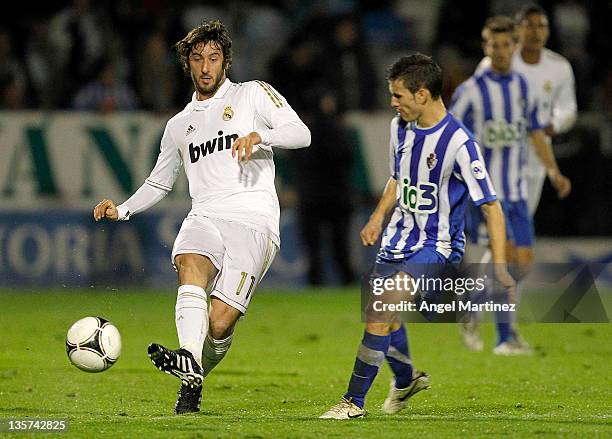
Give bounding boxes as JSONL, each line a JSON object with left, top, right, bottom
{"left": 65, "top": 316, "right": 122, "bottom": 372}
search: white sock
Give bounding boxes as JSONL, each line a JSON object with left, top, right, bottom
{"left": 175, "top": 285, "right": 208, "bottom": 366}
{"left": 201, "top": 333, "right": 233, "bottom": 377}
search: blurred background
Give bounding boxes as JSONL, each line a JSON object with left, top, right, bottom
{"left": 1, "top": 0, "right": 611, "bottom": 289}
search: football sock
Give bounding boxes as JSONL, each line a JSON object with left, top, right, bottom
{"left": 344, "top": 331, "right": 390, "bottom": 409}
{"left": 201, "top": 333, "right": 233, "bottom": 377}
{"left": 175, "top": 285, "right": 208, "bottom": 366}
{"left": 495, "top": 272, "right": 523, "bottom": 345}
{"left": 386, "top": 324, "right": 414, "bottom": 389}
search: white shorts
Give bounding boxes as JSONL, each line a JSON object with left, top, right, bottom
{"left": 171, "top": 215, "right": 278, "bottom": 314}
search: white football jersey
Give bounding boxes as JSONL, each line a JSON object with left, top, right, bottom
{"left": 475, "top": 48, "right": 577, "bottom": 177}
{"left": 117, "top": 78, "right": 311, "bottom": 246}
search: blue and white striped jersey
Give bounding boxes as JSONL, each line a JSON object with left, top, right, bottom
{"left": 379, "top": 112, "right": 496, "bottom": 261}
{"left": 450, "top": 68, "right": 542, "bottom": 201}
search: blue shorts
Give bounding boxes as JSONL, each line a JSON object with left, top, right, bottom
{"left": 373, "top": 247, "right": 461, "bottom": 280}
{"left": 370, "top": 247, "right": 461, "bottom": 322}
{"left": 465, "top": 200, "right": 534, "bottom": 247}
{"left": 501, "top": 200, "right": 534, "bottom": 247}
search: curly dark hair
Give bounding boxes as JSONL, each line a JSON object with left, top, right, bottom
{"left": 174, "top": 20, "right": 233, "bottom": 75}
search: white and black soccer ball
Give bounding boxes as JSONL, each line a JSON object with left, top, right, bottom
{"left": 65, "top": 316, "right": 122, "bottom": 372}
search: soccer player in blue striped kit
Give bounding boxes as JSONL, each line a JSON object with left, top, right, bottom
{"left": 450, "top": 16, "right": 571, "bottom": 354}
{"left": 320, "top": 54, "right": 516, "bottom": 419}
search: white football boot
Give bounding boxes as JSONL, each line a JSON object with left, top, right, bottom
{"left": 460, "top": 321, "right": 484, "bottom": 352}
{"left": 382, "top": 370, "right": 431, "bottom": 415}
{"left": 319, "top": 398, "right": 365, "bottom": 419}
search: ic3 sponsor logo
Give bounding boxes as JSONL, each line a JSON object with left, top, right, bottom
{"left": 400, "top": 178, "right": 438, "bottom": 214}
{"left": 189, "top": 130, "right": 239, "bottom": 163}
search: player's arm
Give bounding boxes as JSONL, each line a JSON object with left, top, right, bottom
{"left": 361, "top": 177, "right": 397, "bottom": 246}
{"left": 456, "top": 139, "right": 515, "bottom": 299}
{"left": 93, "top": 123, "right": 181, "bottom": 222}
{"left": 547, "top": 61, "right": 577, "bottom": 136}
{"left": 528, "top": 129, "right": 571, "bottom": 198}
{"left": 232, "top": 81, "right": 311, "bottom": 162}
{"left": 480, "top": 200, "right": 516, "bottom": 301}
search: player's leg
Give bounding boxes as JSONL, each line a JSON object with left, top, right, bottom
{"left": 381, "top": 249, "right": 447, "bottom": 413}
{"left": 381, "top": 318, "right": 430, "bottom": 414}
{"left": 202, "top": 219, "right": 277, "bottom": 378}
{"left": 385, "top": 319, "right": 413, "bottom": 386}
{"left": 493, "top": 201, "right": 534, "bottom": 355}
{"left": 508, "top": 245, "right": 534, "bottom": 352}
{"left": 460, "top": 203, "right": 487, "bottom": 351}
{"left": 147, "top": 216, "right": 224, "bottom": 413}
{"left": 174, "top": 253, "right": 219, "bottom": 365}
{"left": 200, "top": 298, "right": 241, "bottom": 378}
{"left": 321, "top": 257, "right": 434, "bottom": 419}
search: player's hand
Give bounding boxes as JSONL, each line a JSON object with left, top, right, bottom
{"left": 494, "top": 264, "right": 516, "bottom": 304}
{"left": 548, "top": 170, "right": 571, "bottom": 199}
{"left": 360, "top": 216, "right": 383, "bottom": 246}
{"left": 543, "top": 124, "right": 555, "bottom": 137}
{"left": 232, "top": 132, "right": 261, "bottom": 163}
{"left": 93, "top": 199, "right": 119, "bottom": 222}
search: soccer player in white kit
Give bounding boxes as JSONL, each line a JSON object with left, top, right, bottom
{"left": 93, "top": 21, "right": 311, "bottom": 413}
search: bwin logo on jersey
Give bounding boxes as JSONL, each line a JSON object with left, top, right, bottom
{"left": 189, "top": 130, "right": 239, "bottom": 163}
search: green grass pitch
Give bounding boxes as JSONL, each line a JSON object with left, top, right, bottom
{"left": 0, "top": 289, "right": 610, "bottom": 438}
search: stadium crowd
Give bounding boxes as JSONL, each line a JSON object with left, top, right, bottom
{"left": 1, "top": 1, "right": 608, "bottom": 114}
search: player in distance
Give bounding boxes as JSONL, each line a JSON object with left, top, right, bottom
{"left": 450, "top": 15, "right": 571, "bottom": 354}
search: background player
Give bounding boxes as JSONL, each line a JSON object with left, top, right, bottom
{"left": 93, "top": 20, "right": 310, "bottom": 414}
{"left": 320, "top": 54, "right": 515, "bottom": 419}
{"left": 476, "top": 4, "right": 577, "bottom": 218}
{"left": 450, "top": 16, "right": 571, "bottom": 354}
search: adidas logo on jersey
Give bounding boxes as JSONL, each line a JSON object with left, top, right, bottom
{"left": 186, "top": 125, "right": 196, "bottom": 136}
{"left": 189, "top": 130, "right": 239, "bottom": 163}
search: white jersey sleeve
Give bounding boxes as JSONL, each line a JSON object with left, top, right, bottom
{"left": 455, "top": 139, "right": 497, "bottom": 206}
{"left": 116, "top": 122, "right": 181, "bottom": 219}
{"left": 251, "top": 80, "right": 311, "bottom": 149}
{"left": 551, "top": 59, "right": 577, "bottom": 134}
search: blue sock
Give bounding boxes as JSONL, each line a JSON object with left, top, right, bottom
{"left": 496, "top": 321, "right": 512, "bottom": 344}
{"left": 385, "top": 325, "right": 414, "bottom": 388}
{"left": 495, "top": 275, "right": 521, "bottom": 345}
{"left": 495, "top": 292, "right": 512, "bottom": 344}
{"left": 344, "top": 331, "right": 390, "bottom": 409}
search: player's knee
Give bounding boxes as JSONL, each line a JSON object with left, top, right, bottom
{"left": 175, "top": 254, "right": 216, "bottom": 285}
{"left": 209, "top": 319, "right": 235, "bottom": 340}
{"left": 365, "top": 322, "right": 392, "bottom": 336}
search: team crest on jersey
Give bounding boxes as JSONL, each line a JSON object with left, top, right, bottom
{"left": 223, "top": 106, "right": 234, "bottom": 121}
{"left": 470, "top": 160, "right": 486, "bottom": 180}
{"left": 544, "top": 80, "right": 553, "bottom": 93}
{"left": 426, "top": 153, "right": 437, "bottom": 170}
